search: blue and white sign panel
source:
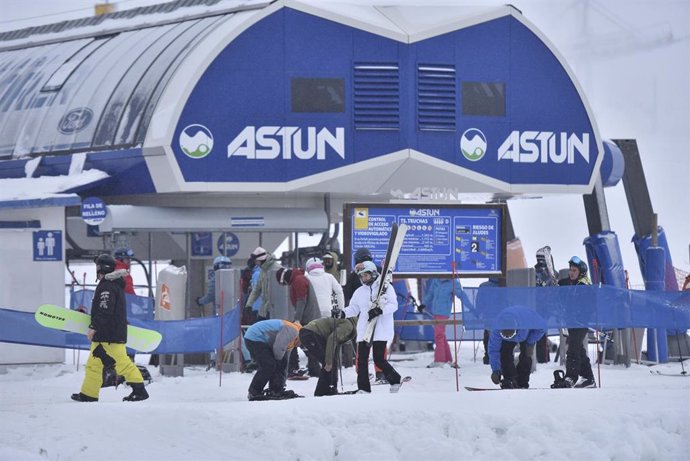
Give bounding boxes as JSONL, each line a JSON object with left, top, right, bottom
{"left": 33, "top": 230, "right": 62, "bottom": 262}
{"left": 168, "top": 9, "right": 601, "bottom": 193}
{"left": 217, "top": 232, "right": 240, "bottom": 257}
{"left": 345, "top": 204, "right": 505, "bottom": 277}
{"left": 81, "top": 197, "right": 107, "bottom": 226}
{"left": 192, "top": 232, "right": 213, "bottom": 257}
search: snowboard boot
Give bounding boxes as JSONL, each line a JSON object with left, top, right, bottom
{"left": 71, "top": 392, "right": 98, "bottom": 402}
{"left": 123, "top": 383, "right": 149, "bottom": 402}
{"left": 551, "top": 370, "right": 570, "bottom": 388}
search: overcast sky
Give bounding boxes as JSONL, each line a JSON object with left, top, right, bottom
{"left": 1, "top": 0, "right": 688, "bottom": 287}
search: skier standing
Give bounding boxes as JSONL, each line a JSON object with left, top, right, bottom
{"left": 245, "top": 247, "right": 281, "bottom": 320}
{"left": 488, "top": 305, "right": 546, "bottom": 389}
{"left": 71, "top": 254, "right": 148, "bottom": 402}
{"left": 334, "top": 261, "right": 402, "bottom": 393}
{"left": 304, "top": 257, "right": 344, "bottom": 318}
{"left": 552, "top": 256, "right": 597, "bottom": 388}
{"left": 422, "top": 278, "right": 463, "bottom": 368}
{"left": 196, "top": 255, "right": 232, "bottom": 314}
{"left": 321, "top": 251, "right": 341, "bottom": 282}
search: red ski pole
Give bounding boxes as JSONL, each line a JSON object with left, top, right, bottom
{"left": 451, "top": 261, "right": 460, "bottom": 392}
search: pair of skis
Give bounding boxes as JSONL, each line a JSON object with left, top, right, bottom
{"left": 362, "top": 222, "right": 409, "bottom": 344}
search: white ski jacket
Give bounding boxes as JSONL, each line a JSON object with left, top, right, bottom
{"left": 305, "top": 267, "right": 344, "bottom": 318}
{"left": 344, "top": 279, "right": 397, "bottom": 342}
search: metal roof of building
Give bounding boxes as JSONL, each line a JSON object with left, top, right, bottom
{"left": 0, "top": 0, "right": 226, "bottom": 43}
{"left": 0, "top": 1, "right": 270, "bottom": 160}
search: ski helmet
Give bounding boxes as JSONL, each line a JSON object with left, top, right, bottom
{"left": 94, "top": 254, "right": 116, "bottom": 274}
{"left": 305, "top": 257, "right": 323, "bottom": 272}
{"left": 276, "top": 268, "right": 292, "bottom": 285}
{"left": 251, "top": 246, "right": 268, "bottom": 262}
{"left": 356, "top": 260, "right": 378, "bottom": 285}
{"left": 213, "top": 255, "right": 232, "bottom": 271}
{"left": 568, "top": 256, "right": 588, "bottom": 277}
{"left": 353, "top": 247, "right": 373, "bottom": 264}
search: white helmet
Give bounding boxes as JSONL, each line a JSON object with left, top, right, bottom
{"left": 305, "top": 257, "right": 323, "bottom": 272}
{"left": 356, "top": 260, "right": 378, "bottom": 285}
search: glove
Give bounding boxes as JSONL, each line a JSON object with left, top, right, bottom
{"left": 367, "top": 306, "right": 383, "bottom": 321}
{"left": 491, "top": 371, "right": 501, "bottom": 385}
{"left": 417, "top": 304, "right": 426, "bottom": 313}
{"left": 331, "top": 309, "right": 345, "bottom": 319}
{"left": 196, "top": 296, "right": 203, "bottom": 306}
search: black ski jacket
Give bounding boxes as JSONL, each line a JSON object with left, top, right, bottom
{"left": 90, "top": 270, "right": 128, "bottom": 343}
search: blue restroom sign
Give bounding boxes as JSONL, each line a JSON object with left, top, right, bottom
{"left": 33, "top": 230, "right": 62, "bottom": 261}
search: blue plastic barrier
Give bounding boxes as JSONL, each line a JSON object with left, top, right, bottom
{"left": 69, "top": 289, "right": 154, "bottom": 321}
{"left": 0, "top": 306, "right": 241, "bottom": 354}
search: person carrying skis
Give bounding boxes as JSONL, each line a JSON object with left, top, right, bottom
{"left": 299, "top": 316, "right": 358, "bottom": 396}
{"left": 552, "top": 256, "right": 597, "bottom": 388}
{"left": 71, "top": 254, "right": 149, "bottom": 402}
{"left": 488, "top": 305, "right": 546, "bottom": 389}
{"left": 333, "top": 261, "right": 402, "bottom": 393}
{"left": 244, "top": 319, "right": 302, "bottom": 400}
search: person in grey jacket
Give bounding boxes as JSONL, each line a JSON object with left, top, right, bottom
{"left": 245, "top": 247, "right": 281, "bottom": 320}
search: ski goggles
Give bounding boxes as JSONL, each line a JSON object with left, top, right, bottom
{"left": 569, "top": 256, "right": 583, "bottom": 266}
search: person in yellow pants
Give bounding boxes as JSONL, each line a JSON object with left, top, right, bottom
{"left": 71, "top": 254, "right": 148, "bottom": 402}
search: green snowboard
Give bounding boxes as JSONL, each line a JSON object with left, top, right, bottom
{"left": 35, "top": 304, "right": 162, "bottom": 352}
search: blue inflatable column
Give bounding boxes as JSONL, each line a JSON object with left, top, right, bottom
{"left": 645, "top": 247, "right": 668, "bottom": 362}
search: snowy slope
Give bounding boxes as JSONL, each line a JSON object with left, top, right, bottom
{"left": 1, "top": 346, "right": 688, "bottom": 461}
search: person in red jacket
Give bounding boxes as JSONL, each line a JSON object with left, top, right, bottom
{"left": 114, "top": 248, "right": 135, "bottom": 295}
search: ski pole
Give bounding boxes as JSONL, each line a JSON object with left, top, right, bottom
{"left": 451, "top": 261, "right": 460, "bottom": 392}
{"left": 219, "top": 290, "right": 224, "bottom": 387}
{"left": 331, "top": 291, "right": 342, "bottom": 391}
{"left": 592, "top": 259, "right": 602, "bottom": 387}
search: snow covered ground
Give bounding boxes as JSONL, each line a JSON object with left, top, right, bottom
{"left": 1, "top": 345, "right": 688, "bottom": 461}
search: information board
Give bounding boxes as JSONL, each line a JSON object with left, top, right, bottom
{"left": 344, "top": 204, "right": 505, "bottom": 277}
